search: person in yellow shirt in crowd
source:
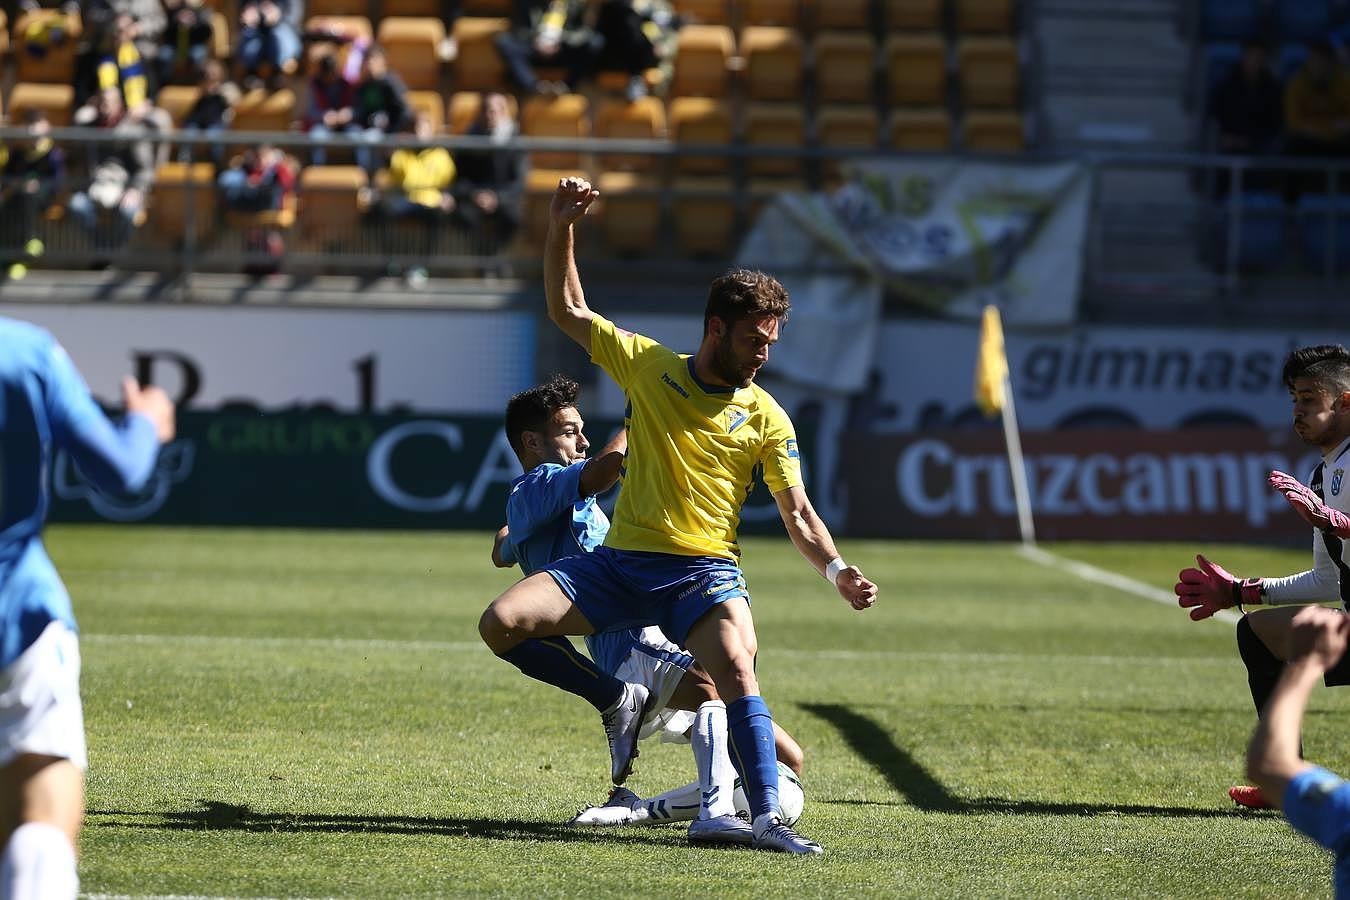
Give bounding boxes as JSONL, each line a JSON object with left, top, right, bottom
{"left": 379, "top": 110, "right": 454, "bottom": 286}
{"left": 1285, "top": 39, "right": 1350, "bottom": 193}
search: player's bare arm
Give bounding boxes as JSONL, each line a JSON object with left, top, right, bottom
{"left": 491, "top": 525, "right": 513, "bottom": 568}
{"left": 772, "top": 486, "right": 877, "bottom": 611}
{"left": 544, "top": 177, "right": 601, "bottom": 352}
{"left": 1247, "top": 607, "right": 1349, "bottom": 800}
{"left": 578, "top": 427, "right": 627, "bottom": 498}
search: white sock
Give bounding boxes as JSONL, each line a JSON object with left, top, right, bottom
{"left": 637, "top": 781, "right": 702, "bottom": 822}
{"left": 1, "top": 822, "right": 78, "bottom": 900}
{"left": 693, "top": 699, "right": 737, "bottom": 819}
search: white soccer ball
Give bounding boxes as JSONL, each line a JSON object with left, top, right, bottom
{"left": 732, "top": 761, "right": 805, "bottom": 826}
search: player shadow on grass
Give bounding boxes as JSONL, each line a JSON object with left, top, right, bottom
{"left": 85, "top": 802, "right": 690, "bottom": 846}
{"left": 799, "top": 703, "right": 1256, "bottom": 820}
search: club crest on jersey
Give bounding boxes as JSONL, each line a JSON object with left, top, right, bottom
{"left": 725, "top": 406, "right": 749, "bottom": 433}
{"left": 1333, "top": 468, "right": 1344, "bottom": 496}
{"left": 786, "top": 439, "right": 799, "bottom": 459}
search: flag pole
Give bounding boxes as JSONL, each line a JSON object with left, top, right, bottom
{"left": 999, "top": 370, "right": 1036, "bottom": 547}
{"left": 974, "top": 305, "right": 1035, "bottom": 546}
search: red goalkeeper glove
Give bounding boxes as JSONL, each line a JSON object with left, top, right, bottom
{"left": 1175, "top": 554, "right": 1263, "bottom": 620}
{"left": 1269, "top": 469, "right": 1350, "bottom": 538}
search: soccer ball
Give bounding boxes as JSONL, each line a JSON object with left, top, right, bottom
{"left": 732, "top": 761, "right": 805, "bottom": 826}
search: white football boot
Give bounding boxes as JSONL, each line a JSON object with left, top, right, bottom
{"left": 687, "top": 813, "right": 754, "bottom": 846}
{"left": 751, "top": 813, "right": 824, "bottom": 855}
{"left": 600, "top": 681, "right": 651, "bottom": 785}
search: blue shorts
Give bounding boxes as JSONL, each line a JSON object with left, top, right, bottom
{"left": 544, "top": 546, "right": 750, "bottom": 646}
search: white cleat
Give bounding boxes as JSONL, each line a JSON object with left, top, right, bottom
{"left": 752, "top": 813, "right": 824, "bottom": 855}
{"left": 568, "top": 787, "right": 642, "bottom": 827}
{"left": 687, "top": 813, "right": 754, "bottom": 846}
{"left": 601, "top": 682, "right": 651, "bottom": 785}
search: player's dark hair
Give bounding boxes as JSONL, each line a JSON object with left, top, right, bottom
{"left": 504, "top": 374, "right": 581, "bottom": 458}
{"left": 1283, "top": 345, "right": 1350, "bottom": 396}
{"left": 703, "top": 269, "right": 791, "bottom": 335}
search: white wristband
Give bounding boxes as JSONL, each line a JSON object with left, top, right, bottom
{"left": 824, "top": 557, "right": 848, "bottom": 584}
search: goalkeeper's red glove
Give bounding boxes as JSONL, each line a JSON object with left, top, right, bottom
{"left": 1269, "top": 469, "right": 1350, "bottom": 538}
{"left": 1175, "top": 554, "right": 1263, "bottom": 620}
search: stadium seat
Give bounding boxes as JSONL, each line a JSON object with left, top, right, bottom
{"left": 814, "top": 31, "right": 877, "bottom": 104}
{"left": 744, "top": 102, "right": 805, "bottom": 179}
{"left": 1202, "top": 42, "right": 1242, "bottom": 96}
{"left": 957, "top": 36, "right": 1020, "bottom": 108}
{"left": 817, "top": 106, "right": 879, "bottom": 183}
{"left": 597, "top": 171, "right": 663, "bottom": 255}
{"left": 405, "top": 90, "right": 444, "bottom": 131}
{"left": 462, "top": 0, "right": 513, "bottom": 12}
{"left": 1200, "top": 0, "right": 1262, "bottom": 40}
{"left": 298, "top": 165, "right": 368, "bottom": 248}
{"left": 1209, "top": 191, "right": 1286, "bottom": 271}
{"left": 888, "top": 107, "right": 953, "bottom": 150}
{"left": 742, "top": 0, "right": 800, "bottom": 27}
{"left": 1274, "top": 0, "right": 1331, "bottom": 42}
{"left": 741, "top": 26, "right": 804, "bottom": 101}
{"left": 521, "top": 92, "right": 590, "bottom": 169}
{"left": 812, "top": 0, "right": 870, "bottom": 30}
{"left": 7, "top": 83, "right": 73, "bottom": 126}
{"left": 303, "top": 0, "right": 370, "bottom": 17}
{"left": 674, "top": 0, "right": 732, "bottom": 25}
{"left": 148, "top": 162, "right": 217, "bottom": 244}
{"left": 0, "top": 11, "right": 9, "bottom": 58}
{"left": 671, "top": 176, "right": 736, "bottom": 256}
{"left": 885, "top": 33, "right": 947, "bottom": 107}
{"left": 962, "top": 110, "right": 1023, "bottom": 150}
{"left": 230, "top": 88, "right": 296, "bottom": 132}
{"left": 382, "top": 0, "right": 441, "bottom": 18}
{"left": 955, "top": 0, "right": 1016, "bottom": 33}
{"left": 523, "top": 168, "right": 588, "bottom": 245}
{"left": 446, "top": 90, "right": 518, "bottom": 133}
{"left": 669, "top": 96, "right": 734, "bottom": 175}
{"left": 670, "top": 24, "right": 735, "bottom": 97}
{"left": 451, "top": 16, "right": 509, "bottom": 91}
{"left": 14, "top": 9, "right": 80, "bottom": 83}
{"left": 1297, "top": 193, "right": 1350, "bottom": 273}
{"left": 210, "top": 11, "right": 229, "bottom": 58}
{"left": 884, "top": 0, "right": 943, "bottom": 31}
{"left": 156, "top": 85, "right": 202, "bottom": 127}
{"left": 594, "top": 97, "right": 667, "bottom": 173}
{"left": 304, "top": 16, "right": 373, "bottom": 75}
{"left": 377, "top": 17, "right": 445, "bottom": 90}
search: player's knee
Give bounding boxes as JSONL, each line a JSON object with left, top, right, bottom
{"left": 477, "top": 604, "right": 515, "bottom": 655}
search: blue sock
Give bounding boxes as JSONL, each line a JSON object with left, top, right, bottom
{"left": 500, "top": 637, "right": 624, "bottom": 712}
{"left": 727, "top": 694, "right": 780, "bottom": 821}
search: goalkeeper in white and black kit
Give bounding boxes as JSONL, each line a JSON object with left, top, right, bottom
{"left": 1175, "top": 344, "right": 1350, "bottom": 810}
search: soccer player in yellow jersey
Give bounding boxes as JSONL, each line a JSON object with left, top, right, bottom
{"left": 479, "top": 177, "right": 878, "bottom": 855}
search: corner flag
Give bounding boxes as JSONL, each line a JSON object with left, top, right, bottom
{"left": 974, "top": 305, "right": 1008, "bottom": 417}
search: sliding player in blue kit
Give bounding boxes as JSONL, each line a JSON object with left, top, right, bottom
{"left": 478, "top": 177, "right": 877, "bottom": 855}
{"left": 0, "top": 316, "right": 175, "bottom": 898}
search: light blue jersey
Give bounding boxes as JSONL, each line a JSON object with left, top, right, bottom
{"left": 501, "top": 461, "right": 609, "bottom": 578}
{"left": 0, "top": 316, "right": 160, "bottom": 668}
{"left": 1285, "top": 766, "right": 1350, "bottom": 898}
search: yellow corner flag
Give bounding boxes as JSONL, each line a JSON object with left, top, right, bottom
{"left": 974, "top": 305, "right": 1008, "bottom": 418}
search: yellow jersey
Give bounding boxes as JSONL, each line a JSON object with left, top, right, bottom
{"left": 590, "top": 314, "right": 802, "bottom": 560}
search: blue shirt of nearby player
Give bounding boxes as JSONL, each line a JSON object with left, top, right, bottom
{"left": 0, "top": 316, "right": 161, "bottom": 668}
{"left": 499, "top": 461, "right": 609, "bottom": 578}
{"left": 1284, "top": 765, "right": 1350, "bottom": 898}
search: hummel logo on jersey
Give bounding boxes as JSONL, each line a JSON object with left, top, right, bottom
{"left": 1334, "top": 468, "right": 1344, "bottom": 496}
{"left": 661, "top": 372, "right": 690, "bottom": 398}
{"left": 726, "top": 406, "right": 748, "bottom": 433}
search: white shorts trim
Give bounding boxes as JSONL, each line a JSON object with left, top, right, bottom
{"left": 0, "top": 620, "right": 87, "bottom": 770}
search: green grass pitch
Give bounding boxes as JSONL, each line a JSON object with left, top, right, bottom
{"left": 49, "top": 526, "right": 1345, "bottom": 898}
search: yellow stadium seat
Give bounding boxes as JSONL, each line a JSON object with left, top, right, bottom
{"left": 230, "top": 87, "right": 296, "bottom": 131}
{"left": 963, "top": 110, "right": 1023, "bottom": 151}
{"left": 452, "top": 16, "right": 509, "bottom": 91}
{"left": 211, "top": 11, "right": 229, "bottom": 58}
{"left": 0, "top": 10, "right": 9, "bottom": 58}
{"left": 523, "top": 168, "right": 588, "bottom": 245}
{"left": 462, "top": 0, "right": 513, "bottom": 12}
{"left": 817, "top": 105, "right": 879, "bottom": 182}
{"left": 404, "top": 90, "right": 444, "bottom": 131}
{"left": 811, "top": 0, "right": 869, "bottom": 30}
{"left": 156, "top": 85, "right": 202, "bottom": 127}
{"left": 521, "top": 92, "right": 589, "bottom": 169}
{"left": 670, "top": 24, "right": 734, "bottom": 98}
{"left": 594, "top": 97, "right": 666, "bottom": 173}
{"left": 958, "top": 36, "right": 1019, "bottom": 108}
{"left": 7, "top": 83, "right": 73, "bottom": 126}
{"left": 743, "top": 0, "right": 800, "bottom": 27}
{"left": 674, "top": 0, "right": 732, "bottom": 25}
{"left": 298, "top": 165, "right": 369, "bottom": 247}
{"left": 813, "top": 31, "right": 876, "bottom": 105}
{"left": 885, "top": 32, "right": 947, "bottom": 106}
{"left": 304, "top": 0, "right": 370, "bottom": 17}
{"left": 741, "top": 26, "right": 803, "bottom": 102}
{"left": 885, "top": 0, "right": 944, "bottom": 30}
{"left": 669, "top": 96, "right": 734, "bottom": 175}
{"left": 14, "top": 9, "right": 80, "bottom": 83}
{"left": 149, "top": 162, "right": 217, "bottom": 243}
{"left": 597, "top": 171, "right": 662, "bottom": 255}
{"left": 378, "top": 17, "right": 445, "bottom": 90}
{"left": 672, "top": 176, "right": 736, "bottom": 257}
{"left": 956, "top": 0, "right": 1015, "bottom": 33}
{"left": 382, "top": 0, "right": 440, "bottom": 17}
{"left": 888, "top": 107, "right": 953, "bottom": 151}
{"left": 744, "top": 102, "right": 805, "bottom": 179}
{"left": 303, "top": 16, "right": 372, "bottom": 75}
{"left": 446, "top": 90, "right": 518, "bottom": 133}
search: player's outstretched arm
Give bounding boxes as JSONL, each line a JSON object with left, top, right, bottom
{"left": 544, "top": 176, "right": 601, "bottom": 352}
{"left": 772, "top": 486, "right": 877, "bottom": 611}
{"left": 579, "top": 427, "right": 627, "bottom": 498}
{"left": 1174, "top": 554, "right": 1263, "bottom": 620}
{"left": 1247, "top": 607, "right": 1349, "bottom": 801}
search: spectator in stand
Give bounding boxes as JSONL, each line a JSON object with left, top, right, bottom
{"left": 218, "top": 143, "right": 296, "bottom": 271}
{"left": 237, "top": 0, "right": 300, "bottom": 87}
{"left": 453, "top": 91, "right": 524, "bottom": 257}
{"left": 304, "top": 52, "right": 358, "bottom": 165}
{"left": 76, "top": 12, "right": 174, "bottom": 135}
{"left": 156, "top": 0, "right": 213, "bottom": 87}
{"left": 495, "top": 0, "right": 597, "bottom": 94}
{"left": 1286, "top": 39, "right": 1350, "bottom": 156}
{"left": 182, "top": 59, "right": 239, "bottom": 164}
{"left": 1208, "top": 39, "right": 1283, "bottom": 194}
{"left": 68, "top": 87, "right": 156, "bottom": 257}
{"left": 0, "top": 110, "right": 64, "bottom": 274}
{"left": 380, "top": 110, "right": 455, "bottom": 286}
{"left": 353, "top": 45, "right": 409, "bottom": 174}
{"left": 593, "top": 0, "right": 675, "bottom": 100}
